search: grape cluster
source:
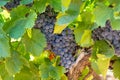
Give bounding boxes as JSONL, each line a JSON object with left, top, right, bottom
{"left": 34, "top": 6, "right": 57, "bottom": 44}
{"left": 34, "top": 6, "right": 77, "bottom": 70}
{"left": 51, "top": 28, "right": 76, "bottom": 69}
{"left": 4, "top": 0, "right": 20, "bottom": 10}
{"left": 92, "top": 20, "right": 120, "bottom": 56}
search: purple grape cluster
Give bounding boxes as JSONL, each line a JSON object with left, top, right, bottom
{"left": 34, "top": 6, "right": 77, "bottom": 70}
{"left": 4, "top": 0, "right": 20, "bottom": 10}
{"left": 92, "top": 20, "right": 120, "bottom": 56}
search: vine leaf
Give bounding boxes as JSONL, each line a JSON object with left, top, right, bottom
{"left": 32, "top": 0, "right": 47, "bottom": 13}
{"left": 111, "top": 4, "right": 120, "bottom": 30}
{"left": 0, "top": 63, "right": 13, "bottom": 80}
{"left": 80, "top": 30, "right": 93, "bottom": 47}
{"left": 49, "top": 0, "right": 62, "bottom": 11}
{"left": 39, "top": 58, "right": 65, "bottom": 80}
{"left": 0, "top": 28, "right": 10, "bottom": 58}
{"left": 14, "top": 66, "right": 38, "bottom": 80}
{"left": 91, "top": 40, "right": 115, "bottom": 77}
{"left": 5, "top": 51, "right": 24, "bottom": 75}
{"left": 54, "top": 0, "right": 81, "bottom": 33}
{"left": 0, "top": 9, "right": 10, "bottom": 28}
{"left": 3, "top": 6, "right": 37, "bottom": 39}
{"left": 74, "top": 26, "right": 85, "bottom": 44}
{"left": 54, "top": 23, "right": 67, "bottom": 33}
{"left": 61, "top": 0, "right": 71, "bottom": 12}
{"left": 0, "top": 0, "right": 9, "bottom": 6}
{"left": 111, "top": 19, "right": 120, "bottom": 30}
{"left": 61, "top": 74, "right": 68, "bottom": 80}
{"left": 91, "top": 54, "right": 110, "bottom": 79}
{"left": 108, "top": 0, "right": 120, "bottom": 6}
{"left": 96, "top": 54, "right": 110, "bottom": 78}
{"left": 20, "top": 0, "right": 33, "bottom": 4}
{"left": 113, "top": 60, "right": 120, "bottom": 79}
{"left": 94, "top": 3, "right": 113, "bottom": 26}
{"left": 22, "top": 29, "right": 47, "bottom": 56}
{"left": 92, "top": 40, "right": 114, "bottom": 59}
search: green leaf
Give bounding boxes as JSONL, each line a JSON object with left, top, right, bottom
{"left": 49, "top": 0, "right": 62, "bottom": 11}
{"left": 39, "top": 58, "right": 65, "bottom": 80}
{"left": 113, "top": 60, "right": 120, "bottom": 79}
{"left": 94, "top": 3, "right": 113, "bottom": 26}
{"left": 80, "top": 30, "right": 93, "bottom": 47}
{"left": 92, "top": 40, "right": 114, "bottom": 58}
{"left": 5, "top": 51, "right": 24, "bottom": 75}
{"left": 3, "top": 6, "right": 30, "bottom": 38}
{"left": 22, "top": 29, "right": 46, "bottom": 56}
{"left": 3, "top": 10, "right": 37, "bottom": 39}
{"left": 20, "top": 0, "right": 33, "bottom": 4}
{"left": 0, "top": 63, "right": 13, "bottom": 80}
{"left": 56, "top": 66, "right": 65, "bottom": 78}
{"left": 0, "top": 28, "right": 10, "bottom": 58}
{"left": 0, "top": 14, "right": 4, "bottom": 28}
{"left": 0, "top": 0, "right": 9, "bottom": 6}
{"left": 15, "top": 66, "right": 38, "bottom": 80}
{"left": 108, "top": 0, "right": 120, "bottom": 6}
{"left": 10, "top": 6, "right": 30, "bottom": 19}
{"left": 32, "top": 0, "right": 47, "bottom": 13}
{"left": 111, "top": 19, "right": 120, "bottom": 30}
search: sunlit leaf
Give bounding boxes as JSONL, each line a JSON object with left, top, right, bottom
{"left": 54, "top": 24, "right": 67, "bottom": 34}
{"left": 80, "top": 30, "right": 93, "bottom": 47}
{"left": 54, "top": 0, "right": 81, "bottom": 33}
{"left": 96, "top": 54, "right": 110, "bottom": 78}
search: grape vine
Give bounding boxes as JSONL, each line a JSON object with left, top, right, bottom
{"left": 0, "top": 0, "right": 120, "bottom": 80}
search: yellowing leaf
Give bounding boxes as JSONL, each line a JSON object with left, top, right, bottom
{"left": 55, "top": 0, "right": 81, "bottom": 33}
{"left": 54, "top": 24, "right": 67, "bottom": 34}
{"left": 62, "top": 0, "right": 71, "bottom": 8}
{"left": 61, "top": 74, "right": 68, "bottom": 80}
{"left": 56, "top": 12, "right": 65, "bottom": 19}
{"left": 26, "top": 29, "right": 32, "bottom": 38}
{"left": 80, "top": 30, "right": 93, "bottom": 47}
{"left": 96, "top": 54, "right": 110, "bottom": 79}
{"left": 0, "top": 10, "right": 10, "bottom": 19}
{"left": 62, "top": 0, "right": 71, "bottom": 11}
{"left": 86, "top": 75, "right": 93, "bottom": 80}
